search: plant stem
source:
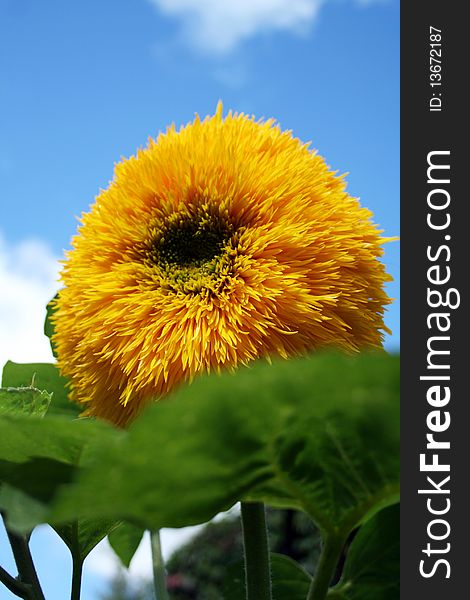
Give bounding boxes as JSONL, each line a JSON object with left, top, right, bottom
{"left": 0, "top": 564, "right": 34, "bottom": 599}
{"left": 70, "top": 558, "right": 83, "bottom": 600}
{"left": 306, "top": 534, "right": 344, "bottom": 600}
{"left": 240, "top": 501, "right": 272, "bottom": 600}
{"left": 150, "top": 530, "right": 169, "bottom": 600}
{"left": 3, "top": 523, "right": 45, "bottom": 600}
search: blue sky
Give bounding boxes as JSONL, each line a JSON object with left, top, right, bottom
{"left": 0, "top": 0, "right": 399, "bottom": 598}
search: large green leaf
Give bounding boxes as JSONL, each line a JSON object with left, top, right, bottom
{"left": 328, "top": 503, "right": 399, "bottom": 600}
{"left": 0, "top": 386, "right": 51, "bottom": 417}
{"left": 2, "top": 361, "right": 80, "bottom": 418}
{"left": 50, "top": 352, "right": 399, "bottom": 541}
{"left": 0, "top": 413, "right": 116, "bottom": 466}
{"left": 224, "top": 553, "right": 312, "bottom": 600}
{"left": 108, "top": 522, "right": 145, "bottom": 568}
{"left": 0, "top": 355, "right": 124, "bottom": 569}
{"left": 255, "top": 403, "right": 399, "bottom": 533}
{"left": 0, "top": 413, "right": 120, "bottom": 512}
{"left": 0, "top": 411, "right": 121, "bottom": 566}
{"left": 0, "top": 483, "right": 49, "bottom": 532}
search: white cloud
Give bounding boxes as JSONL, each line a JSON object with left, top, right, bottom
{"left": 148, "top": 0, "right": 384, "bottom": 55}
{"left": 149, "top": 0, "right": 322, "bottom": 54}
{"left": 0, "top": 233, "right": 60, "bottom": 371}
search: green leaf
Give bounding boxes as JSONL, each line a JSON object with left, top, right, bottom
{"left": 0, "top": 413, "right": 116, "bottom": 466}
{"left": 0, "top": 386, "right": 51, "bottom": 417}
{"left": 271, "top": 553, "right": 312, "bottom": 600}
{"left": 0, "top": 484, "right": 48, "bottom": 532}
{"left": 50, "top": 352, "right": 399, "bottom": 541}
{"left": 224, "top": 553, "right": 312, "bottom": 600}
{"left": 328, "top": 503, "right": 399, "bottom": 600}
{"left": 0, "top": 413, "right": 120, "bottom": 520}
{"left": 0, "top": 350, "right": 123, "bottom": 567}
{"left": 2, "top": 361, "right": 80, "bottom": 418}
{"left": 53, "top": 519, "right": 120, "bottom": 564}
{"left": 108, "top": 522, "right": 145, "bottom": 568}
{"left": 44, "top": 294, "right": 58, "bottom": 359}
{"left": 256, "top": 402, "right": 399, "bottom": 533}
{"left": 0, "top": 410, "right": 121, "bottom": 560}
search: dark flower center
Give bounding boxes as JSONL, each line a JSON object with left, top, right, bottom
{"left": 155, "top": 218, "right": 233, "bottom": 267}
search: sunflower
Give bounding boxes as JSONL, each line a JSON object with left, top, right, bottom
{"left": 53, "top": 104, "right": 392, "bottom": 426}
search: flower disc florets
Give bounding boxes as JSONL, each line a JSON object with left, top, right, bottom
{"left": 53, "top": 104, "right": 392, "bottom": 426}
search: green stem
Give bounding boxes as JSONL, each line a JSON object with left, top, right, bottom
{"left": 3, "top": 522, "right": 45, "bottom": 600}
{"left": 150, "top": 530, "right": 169, "bottom": 600}
{"left": 70, "top": 558, "right": 83, "bottom": 600}
{"left": 0, "top": 564, "right": 34, "bottom": 599}
{"left": 306, "top": 535, "right": 344, "bottom": 600}
{"left": 240, "top": 501, "right": 272, "bottom": 600}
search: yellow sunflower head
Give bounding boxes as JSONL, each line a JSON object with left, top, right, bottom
{"left": 53, "top": 104, "right": 392, "bottom": 426}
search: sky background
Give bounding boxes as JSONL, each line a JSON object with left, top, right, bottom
{"left": 0, "top": 0, "right": 399, "bottom": 598}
